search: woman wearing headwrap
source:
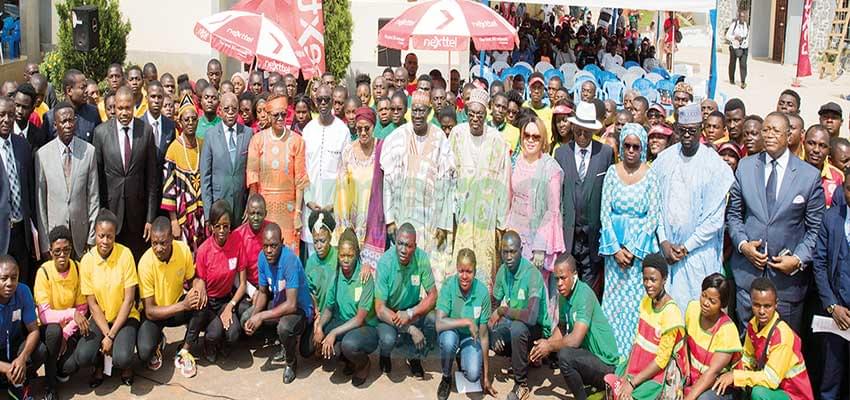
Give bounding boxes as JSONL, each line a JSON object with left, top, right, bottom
{"left": 336, "top": 107, "right": 380, "bottom": 248}
{"left": 550, "top": 102, "right": 574, "bottom": 155}
{"left": 230, "top": 73, "right": 246, "bottom": 96}
{"left": 161, "top": 94, "right": 207, "bottom": 250}
{"left": 246, "top": 95, "right": 308, "bottom": 256}
{"left": 598, "top": 123, "right": 661, "bottom": 357}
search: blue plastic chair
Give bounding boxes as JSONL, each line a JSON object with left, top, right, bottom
{"left": 632, "top": 78, "right": 655, "bottom": 92}
{"left": 668, "top": 74, "right": 684, "bottom": 84}
{"left": 597, "top": 71, "right": 618, "bottom": 85}
{"left": 543, "top": 69, "right": 565, "bottom": 87}
{"left": 623, "top": 60, "right": 640, "bottom": 69}
{"left": 603, "top": 80, "right": 625, "bottom": 106}
{"left": 656, "top": 79, "right": 676, "bottom": 106}
{"left": 651, "top": 67, "right": 670, "bottom": 80}
{"left": 513, "top": 63, "right": 533, "bottom": 79}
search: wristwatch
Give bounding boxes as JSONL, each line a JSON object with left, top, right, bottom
{"left": 229, "top": 300, "right": 237, "bottom": 308}
{"left": 827, "top": 304, "right": 837, "bottom": 315}
{"left": 406, "top": 309, "right": 414, "bottom": 319}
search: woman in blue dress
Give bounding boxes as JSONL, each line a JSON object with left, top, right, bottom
{"left": 598, "top": 123, "right": 660, "bottom": 357}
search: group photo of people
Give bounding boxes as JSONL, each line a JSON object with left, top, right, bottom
{"left": 1, "top": 2, "right": 849, "bottom": 400}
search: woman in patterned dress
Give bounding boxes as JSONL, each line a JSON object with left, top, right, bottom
{"left": 336, "top": 107, "right": 379, "bottom": 246}
{"left": 161, "top": 95, "right": 206, "bottom": 251}
{"left": 246, "top": 95, "right": 308, "bottom": 256}
{"left": 598, "top": 123, "right": 660, "bottom": 356}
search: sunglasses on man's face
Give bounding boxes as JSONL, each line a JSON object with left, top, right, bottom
{"left": 316, "top": 96, "right": 332, "bottom": 104}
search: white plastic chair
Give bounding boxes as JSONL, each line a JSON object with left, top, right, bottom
{"left": 622, "top": 72, "right": 642, "bottom": 89}
{"left": 626, "top": 66, "right": 645, "bottom": 77}
{"left": 560, "top": 62, "right": 578, "bottom": 76}
{"left": 574, "top": 70, "right": 595, "bottom": 82}
{"left": 491, "top": 61, "right": 510, "bottom": 75}
{"left": 470, "top": 65, "right": 492, "bottom": 79}
{"left": 608, "top": 64, "right": 628, "bottom": 79}
{"left": 673, "top": 64, "right": 694, "bottom": 77}
{"left": 534, "top": 61, "right": 554, "bottom": 73}
{"left": 645, "top": 72, "right": 664, "bottom": 84}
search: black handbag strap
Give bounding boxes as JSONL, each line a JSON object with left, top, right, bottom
{"left": 756, "top": 318, "right": 779, "bottom": 370}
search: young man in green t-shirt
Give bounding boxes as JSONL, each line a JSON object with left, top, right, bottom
{"left": 488, "top": 231, "right": 552, "bottom": 400}
{"left": 529, "top": 254, "right": 619, "bottom": 400}
{"left": 374, "top": 223, "right": 437, "bottom": 379}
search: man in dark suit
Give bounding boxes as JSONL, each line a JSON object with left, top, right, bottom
{"left": 727, "top": 111, "right": 824, "bottom": 333}
{"left": 812, "top": 178, "right": 850, "bottom": 400}
{"left": 200, "top": 92, "right": 251, "bottom": 223}
{"left": 554, "top": 101, "right": 614, "bottom": 297}
{"left": 12, "top": 83, "right": 49, "bottom": 152}
{"left": 93, "top": 86, "right": 159, "bottom": 260}
{"left": 0, "top": 97, "right": 36, "bottom": 285}
{"left": 44, "top": 69, "right": 101, "bottom": 142}
{"left": 142, "top": 80, "right": 175, "bottom": 170}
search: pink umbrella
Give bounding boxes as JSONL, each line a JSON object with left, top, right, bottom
{"left": 194, "top": 10, "right": 318, "bottom": 78}
{"left": 377, "top": 0, "right": 518, "bottom": 52}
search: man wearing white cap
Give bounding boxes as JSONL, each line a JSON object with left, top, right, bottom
{"left": 652, "top": 103, "right": 734, "bottom": 313}
{"left": 448, "top": 88, "right": 511, "bottom": 290}
{"left": 554, "top": 101, "right": 614, "bottom": 298}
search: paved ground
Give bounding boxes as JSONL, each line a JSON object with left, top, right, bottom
{"left": 39, "top": 326, "right": 573, "bottom": 400}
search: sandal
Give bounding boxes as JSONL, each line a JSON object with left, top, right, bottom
{"left": 175, "top": 349, "right": 198, "bottom": 378}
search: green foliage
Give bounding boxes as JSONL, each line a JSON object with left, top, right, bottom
{"left": 323, "top": 0, "right": 352, "bottom": 79}
{"left": 40, "top": 50, "right": 64, "bottom": 90}
{"left": 52, "top": 0, "right": 131, "bottom": 91}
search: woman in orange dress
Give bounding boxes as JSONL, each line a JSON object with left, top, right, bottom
{"left": 246, "top": 95, "right": 308, "bottom": 256}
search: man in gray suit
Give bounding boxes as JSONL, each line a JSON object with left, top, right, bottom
{"left": 727, "top": 111, "right": 825, "bottom": 332}
{"left": 35, "top": 102, "right": 99, "bottom": 259}
{"left": 200, "top": 92, "right": 251, "bottom": 222}
{"left": 93, "top": 87, "right": 159, "bottom": 260}
{"left": 554, "top": 101, "right": 614, "bottom": 297}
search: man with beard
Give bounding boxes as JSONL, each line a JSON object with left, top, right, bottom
{"left": 804, "top": 124, "right": 843, "bottom": 207}
{"left": 653, "top": 104, "right": 734, "bottom": 312}
{"left": 449, "top": 89, "right": 511, "bottom": 290}
{"left": 724, "top": 98, "right": 747, "bottom": 148}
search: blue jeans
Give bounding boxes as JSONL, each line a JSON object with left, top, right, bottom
{"left": 376, "top": 312, "right": 436, "bottom": 360}
{"left": 438, "top": 330, "right": 482, "bottom": 381}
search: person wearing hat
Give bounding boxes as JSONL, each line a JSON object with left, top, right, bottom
{"left": 668, "top": 82, "right": 693, "bottom": 124}
{"left": 524, "top": 72, "right": 553, "bottom": 130}
{"left": 819, "top": 102, "right": 844, "bottom": 138}
{"left": 717, "top": 141, "right": 745, "bottom": 173}
{"left": 554, "top": 101, "right": 615, "bottom": 297}
{"left": 336, "top": 107, "right": 381, "bottom": 244}
{"left": 653, "top": 103, "right": 734, "bottom": 314}
{"left": 550, "top": 102, "right": 575, "bottom": 154}
{"left": 647, "top": 123, "right": 674, "bottom": 162}
{"left": 647, "top": 103, "right": 667, "bottom": 128}
{"left": 449, "top": 88, "right": 511, "bottom": 291}
{"left": 381, "top": 89, "right": 455, "bottom": 291}
{"left": 727, "top": 111, "right": 824, "bottom": 333}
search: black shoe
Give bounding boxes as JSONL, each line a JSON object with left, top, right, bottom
{"left": 272, "top": 347, "right": 286, "bottom": 362}
{"left": 342, "top": 360, "right": 355, "bottom": 376}
{"left": 437, "top": 376, "right": 452, "bottom": 400}
{"left": 506, "top": 383, "right": 530, "bottom": 400}
{"left": 379, "top": 356, "right": 392, "bottom": 374}
{"left": 44, "top": 389, "right": 59, "bottom": 400}
{"left": 7, "top": 385, "right": 30, "bottom": 400}
{"left": 282, "top": 363, "right": 296, "bottom": 384}
{"left": 408, "top": 359, "right": 424, "bottom": 378}
{"left": 88, "top": 376, "right": 104, "bottom": 389}
{"left": 121, "top": 375, "right": 134, "bottom": 386}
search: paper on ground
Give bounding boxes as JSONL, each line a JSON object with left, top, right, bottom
{"left": 455, "top": 371, "right": 482, "bottom": 393}
{"left": 812, "top": 315, "right": 850, "bottom": 341}
{"left": 103, "top": 355, "right": 113, "bottom": 376}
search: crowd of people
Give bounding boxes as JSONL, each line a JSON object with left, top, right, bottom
{"left": 0, "top": 11, "right": 847, "bottom": 400}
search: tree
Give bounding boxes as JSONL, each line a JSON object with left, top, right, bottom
{"left": 322, "top": 0, "right": 352, "bottom": 79}
{"left": 49, "top": 0, "right": 131, "bottom": 89}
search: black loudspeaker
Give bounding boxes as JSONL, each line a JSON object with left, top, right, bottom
{"left": 72, "top": 6, "right": 99, "bottom": 52}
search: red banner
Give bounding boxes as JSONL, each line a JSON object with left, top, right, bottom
{"left": 232, "top": 0, "right": 326, "bottom": 77}
{"left": 796, "top": 0, "right": 813, "bottom": 78}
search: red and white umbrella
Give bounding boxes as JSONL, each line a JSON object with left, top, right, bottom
{"left": 194, "top": 10, "right": 318, "bottom": 78}
{"left": 377, "top": 0, "right": 518, "bottom": 52}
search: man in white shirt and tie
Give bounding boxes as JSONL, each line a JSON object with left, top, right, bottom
{"left": 143, "top": 80, "right": 176, "bottom": 171}
{"left": 200, "top": 92, "right": 252, "bottom": 223}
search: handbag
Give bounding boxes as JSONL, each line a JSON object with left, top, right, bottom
{"left": 674, "top": 29, "right": 683, "bottom": 43}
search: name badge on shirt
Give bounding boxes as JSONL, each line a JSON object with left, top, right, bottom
{"left": 228, "top": 258, "right": 237, "bottom": 271}
{"left": 11, "top": 309, "right": 21, "bottom": 322}
{"left": 354, "top": 287, "right": 363, "bottom": 301}
{"left": 278, "top": 280, "right": 286, "bottom": 290}
{"left": 267, "top": 278, "right": 273, "bottom": 286}
{"left": 517, "top": 289, "right": 526, "bottom": 301}
{"left": 411, "top": 275, "right": 420, "bottom": 286}
{"left": 473, "top": 306, "right": 482, "bottom": 319}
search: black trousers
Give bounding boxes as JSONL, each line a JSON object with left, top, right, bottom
{"left": 63, "top": 318, "right": 139, "bottom": 374}
{"left": 185, "top": 297, "right": 241, "bottom": 348}
{"left": 558, "top": 346, "right": 614, "bottom": 400}
{"left": 137, "top": 311, "right": 193, "bottom": 363}
{"left": 8, "top": 221, "right": 34, "bottom": 287}
{"left": 0, "top": 335, "right": 47, "bottom": 386}
{"left": 40, "top": 324, "right": 77, "bottom": 390}
{"left": 489, "top": 319, "right": 542, "bottom": 385}
{"left": 238, "top": 306, "right": 309, "bottom": 364}
{"left": 728, "top": 46, "right": 748, "bottom": 84}
{"left": 116, "top": 211, "right": 147, "bottom": 262}
{"left": 572, "top": 226, "right": 603, "bottom": 298}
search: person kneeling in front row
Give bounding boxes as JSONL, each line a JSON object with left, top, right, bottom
{"left": 0, "top": 255, "right": 46, "bottom": 399}
{"left": 313, "top": 229, "right": 379, "bottom": 387}
{"left": 137, "top": 217, "right": 207, "bottom": 378}
{"left": 242, "top": 222, "right": 313, "bottom": 384}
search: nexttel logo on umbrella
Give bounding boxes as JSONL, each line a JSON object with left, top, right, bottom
{"left": 422, "top": 35, "right": 457, "bottom": 49}
{"left": 471, "top": 20, "right": 497, "bottom": 29}
{"left": 226, "top": 28, "right": 255, "bottom": 43}
{"left": 393, "top": 18, "right": 416, "bottom": 27}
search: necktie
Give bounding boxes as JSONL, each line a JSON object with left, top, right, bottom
{"left": 2, "top": 139, "right": 21, "bottom": 221}
{"left": 228, "top": 127, "right": 237, "bottom": 165}
{"left": 63, "top": 146, "right": 72, "bottom": 191}
{"left": 122, "top": 126, "right": 131, "bottom": 172}
{"left": 152, "top": 121, "right": 160, "bottom": 149}
{"left": 578, "top": 148, "right": 588, "bottom": 181}
{"left": 766, "top": 159, "right": 777, "bottom": 214}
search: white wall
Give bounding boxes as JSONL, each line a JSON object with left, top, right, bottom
{"left": 349, "top": 0, "right": 471, "bottom": 81}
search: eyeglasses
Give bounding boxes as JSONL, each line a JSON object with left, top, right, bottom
{"left": 212, "top": 223, "right": 230, "bottom": 231}
{"left": 271, "top": 112, "right": 286, "bottom": 120}
{"left": 221, "top": 106, "right": 238, "bottom": 114}
{"left": 355, "top": 126, "right": 372, "bottom": 133}
{"left": 623, "top": 143, "right": 641, "bottom": 151}
{"left": 181, "top": 116, "right": 198, "bottom": 123}
{"left": 678, "top": 126, "right": 699, "bottom": 136}
{"left": 316, "top": 96, "right": 332, "bottom": 104}
{"left": 50, "top": 247, "right": 72, "bottom": 257}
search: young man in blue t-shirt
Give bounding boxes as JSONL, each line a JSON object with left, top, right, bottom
{"left": 241, "top": 223, "right": 313, "bottom": 385}
{"left": 0, "top": 255, "right": 45, "bottom": 399}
